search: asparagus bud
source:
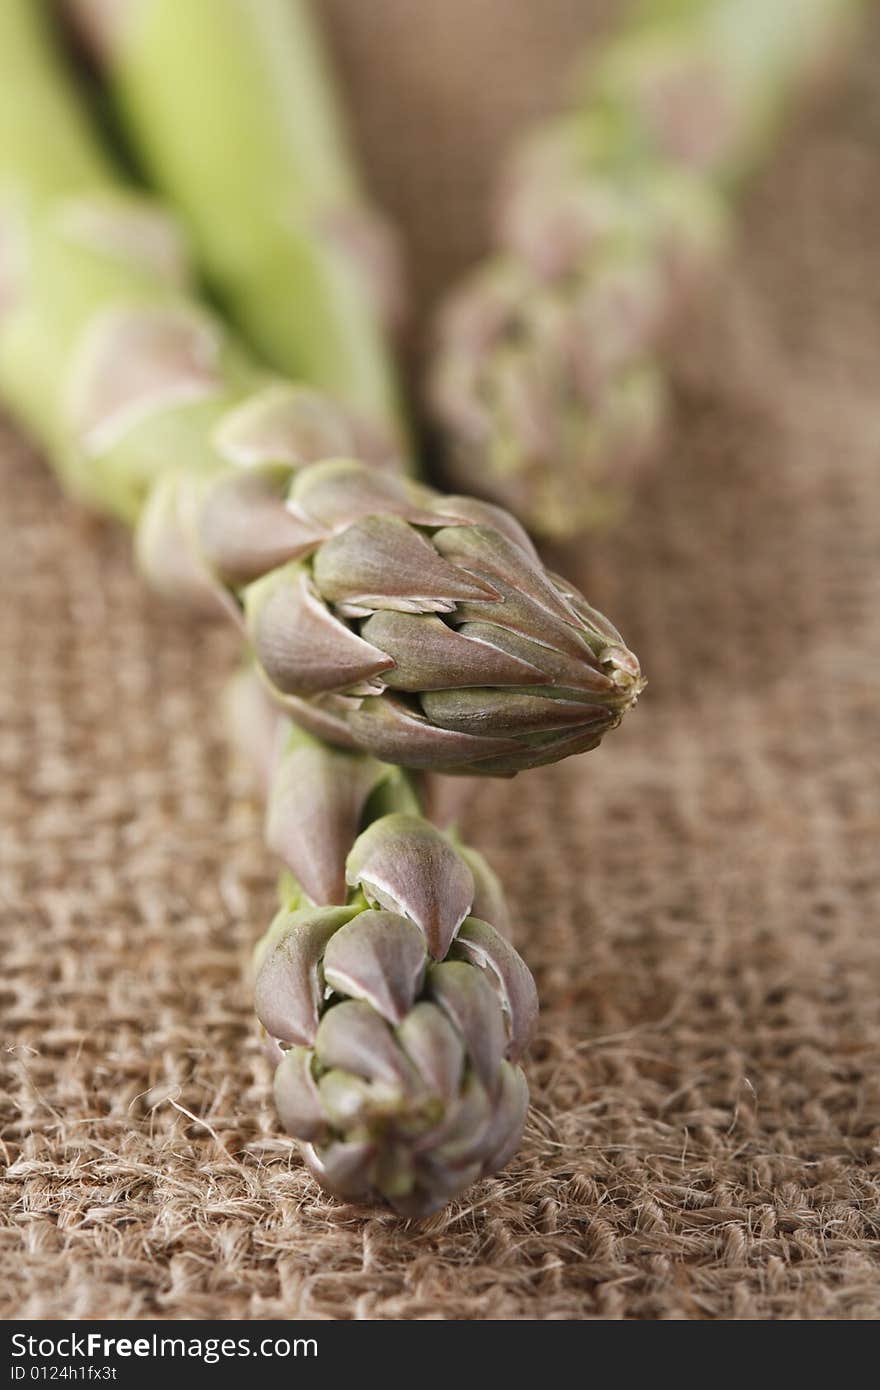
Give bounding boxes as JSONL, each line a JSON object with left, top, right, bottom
{"left": 255, "top": 817, "right": 537, "bottom": 1216}
{"left": 145, "top": 446, "right": 643, "bottom": 775}
{"left": 231, "top": 683, "right": 538, "bottom": 1215}
{"left": 430, "top": 145, "right": 723, "bottom": 535}
{"left": 226, "top": 685, "right": 535, "bottom": 1215}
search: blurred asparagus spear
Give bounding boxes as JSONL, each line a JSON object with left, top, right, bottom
{"left": 65, "top": 0, "right": 405, "bottom": 461}
{"left": 0, "top": 0, "right": 641, "bottom": 1211}
{"left": 427, "top": 0, "right": 866, "bottom": 538}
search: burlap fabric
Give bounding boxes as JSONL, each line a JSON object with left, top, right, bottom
{"left": 2, "top": 2, "right": 879, "bottom": 1320}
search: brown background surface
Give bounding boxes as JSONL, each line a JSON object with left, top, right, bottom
{"left": 2, "top": 2, "right": 879, "bottom": 1319}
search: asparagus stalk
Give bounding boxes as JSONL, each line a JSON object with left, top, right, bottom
{"left": 0, "top": 1, "right": 640, "bottom": 1211}
{"left": 64, "top": 0, "right": 405, "bottom": 460}
{"left": 427, "top": 0, "right": 864, "bottom": 538}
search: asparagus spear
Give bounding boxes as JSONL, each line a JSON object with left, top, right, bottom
{"left": 228, "top": 676, "right": 533, "bottom": 1215}
{"left": 56, "top": 1, "right": 645, "bottom": 769}
{"left": 0, "top": 0, "right": 639, "bottom": 1211}
{"left": 3, "top": 5, "right": 643, "bottom": 772}
{"left": 427, "top": 0, "right": 864, "bottom": 538}
{"left": 64, "top": 0, "right": 404, "bottom": 459}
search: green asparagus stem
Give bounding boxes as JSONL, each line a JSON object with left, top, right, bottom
{"left": 64, "top": 0, "right": 404, "bottom": 458}
{"left": 427, "top": 0, "right": 864, "bottom": 538}
{"left": 0, "top": 1, "right": 640, "bottom": 1211}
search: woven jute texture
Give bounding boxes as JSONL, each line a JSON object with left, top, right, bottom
{"left": 2, "top": 3, "right": 879, "bottom": 1320}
